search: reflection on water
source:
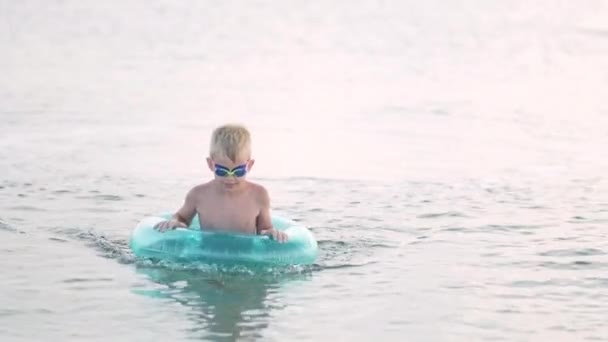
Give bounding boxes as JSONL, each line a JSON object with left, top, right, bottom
{"left": 133, "top": 265, "right": 312, "bottom": 341}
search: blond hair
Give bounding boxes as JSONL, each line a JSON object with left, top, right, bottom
{"left": 209, "top": 124, "right": 252, "bottom": 162}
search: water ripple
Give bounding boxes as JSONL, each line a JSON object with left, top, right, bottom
{"left": 8, "top": 205, "right": 46, "bottom": 211}
{"left": 62, "top": 277, "right": 114, "bottom": 283}
{"left": 539, "top": 261, "right": 608, "bottom": 270}
{"left": 539, "top": 248, "right": 605, "bottom": 257}
{"left": 417, "top": 211, "right": 469, "bottom": 219}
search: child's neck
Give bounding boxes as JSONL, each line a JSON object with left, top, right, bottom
{"left": 213, "top": 179, "right": 248, "bottom": 195}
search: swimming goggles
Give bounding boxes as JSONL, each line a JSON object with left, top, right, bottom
{"left": 214, "top": 163, "right": 248, "bottom": 177}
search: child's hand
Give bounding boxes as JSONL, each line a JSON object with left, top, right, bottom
{"left": 260, "top": 229, "right": 289, "bottom": 243}
{"left": 153, "top": 219, "right": 187, "bottom": 232}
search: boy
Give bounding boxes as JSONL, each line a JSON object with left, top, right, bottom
{"left": 153, "top": 124, "right": 288, "bottom": 242}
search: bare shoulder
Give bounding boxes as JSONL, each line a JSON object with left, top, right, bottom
{"left": 246, "top": 181, "right": 270, "bottom": 204}
{"left": 186, "top": 181, "right": 215, "bottom": 200}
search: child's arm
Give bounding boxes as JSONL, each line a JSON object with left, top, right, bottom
{"left": 256, "top": 187, "right": 288, "bottom": 243}
{"left": 154, "top": 188, "right": 197, "bottom": 232}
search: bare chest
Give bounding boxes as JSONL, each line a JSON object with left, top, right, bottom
{"left": 196, "top": 193, "right": 260, "bottom": 233}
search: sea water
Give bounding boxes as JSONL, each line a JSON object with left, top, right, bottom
{"left": 1, "top": 1, "right": 607, "bottom": 341}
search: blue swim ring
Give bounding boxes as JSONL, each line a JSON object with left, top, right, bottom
{"left": 129, "top": 213, "right": 318, "bottom": 266}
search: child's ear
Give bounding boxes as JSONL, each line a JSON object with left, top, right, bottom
{"left": 206, "top": 157, "right": 215, "bottom": 172}
{"left": 247, "top": 159, "right": 255, "bottom": 171}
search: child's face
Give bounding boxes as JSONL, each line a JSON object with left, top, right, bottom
{"left": 206, "top": 155, "right": 254, "bottom": 191}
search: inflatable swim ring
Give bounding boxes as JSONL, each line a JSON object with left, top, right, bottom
{"left": 129, "top": 213, "right": 318, "bottom": 266}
